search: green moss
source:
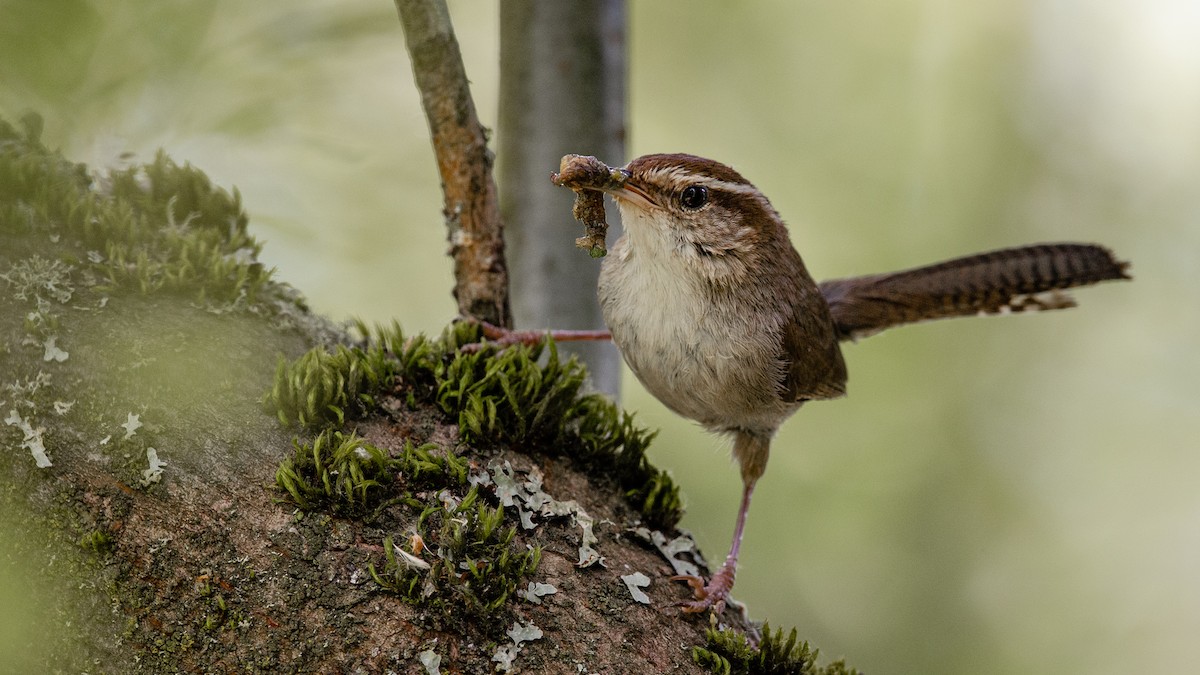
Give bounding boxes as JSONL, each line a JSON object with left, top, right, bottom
{"left": 274, "top": 426, "right": 472, "bottom": 515}
{"left": 0, "top": 113, "right": 275, "bottom": 307}
{"left": 266, "top": 321, "right": 685, "bottom": 633}
{"left": 274, "top": 430, "right": 394, "bottom": 513}
{"left": 423, "top": 329, "right": 682, "bottom": 529}
{"left": 438, "top": 339, "right": 585, "bottom": 447}
{"left": 265, "top": 345, "right": 397, "bottom": 429}
{"left": 262, "top": 319, "right": 458, "bottom": 430}
{"left": 394, "top": 435, "right": 469, "bottom": 489}
{"left": 265, "top": 343, "right": 391, "bottom": 427}
{"left": 368, "top": 486, "right": 541, "bottom": 622}
{"left": 692, "top": 623, "right": 859, "bottom": 675}
{"left": 266, "top": 321, "right": 683, "bottom": 529}
{"left": 78, "top": 529, "right": 114, "bottom": 557}
{"left": 573, "top": 394, "right": 682, "bottom": 529}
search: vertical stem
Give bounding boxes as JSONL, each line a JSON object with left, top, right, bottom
{"left": 498, "top": 0, "right": 626, "bottom": 395}
{"left": 395, "top": 0, "right": 512, "bottom": 327}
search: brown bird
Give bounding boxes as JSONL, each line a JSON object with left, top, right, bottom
{"left": 495, "top": 153, "right": 1130, "bottom": 614}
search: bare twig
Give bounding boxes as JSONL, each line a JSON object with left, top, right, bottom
{"left": 395, "top": 0, "right": 512, "bottom": 327}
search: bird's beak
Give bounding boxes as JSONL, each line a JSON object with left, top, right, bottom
{"left": 597, "top": 170, "right": 657, "bottom": 211}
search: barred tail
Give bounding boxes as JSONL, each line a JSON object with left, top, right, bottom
{"left": 819, "top": 243, "right": 1131, "bottom": 341}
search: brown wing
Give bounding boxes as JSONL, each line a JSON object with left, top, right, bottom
{"left": 778, "top": 269, "right": 848, "bottom": 402}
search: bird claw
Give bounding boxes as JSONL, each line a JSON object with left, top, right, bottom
{"left": 458, "top": 320, "right": 612, "bottom": 353}
{"left": 457, "top": 321, "right": 542, "bottom": 353}
{"left": 671, "top": 570, "right": 733, "bottom": 614}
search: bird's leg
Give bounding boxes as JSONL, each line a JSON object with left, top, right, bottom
{"left": 460, "top": 320, "right": 611, "bottom": 352}
{"left": 674, "top": 430, "right": 770, "bottom": 614}
{"left": 674, "top": 475, "right": 758, "bottom": 614}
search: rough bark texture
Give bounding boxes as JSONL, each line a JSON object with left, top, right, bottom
{"left": 3, "top": 118, "right": 853, "bottom": 675}
{"left": 395, "top": 0, "right": 512, "bottom": 328}
{"left": 498, "top": 0, "right": 626, "bottom": 396}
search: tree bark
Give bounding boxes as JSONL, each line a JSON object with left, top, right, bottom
{"left": 395, "top": 0, "right": 513, "bottom": 328}
{"left": 498, "top": 0, "right": 627, "bottom": 396}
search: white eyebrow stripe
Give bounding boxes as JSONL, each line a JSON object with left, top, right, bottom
{"left": 707, "top": 180, "right": 760, "bottom": 196}
{"left": 639, "top": 167, "right": 760, "bottom": 197}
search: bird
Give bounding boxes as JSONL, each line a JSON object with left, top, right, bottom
{"left": 499, "top": 152, "right": 1131, "bottom": 613}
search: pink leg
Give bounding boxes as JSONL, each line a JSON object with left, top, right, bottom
{"left": 461, "top": 320, "right": 611, "bottom": 352}
{"left": 674, "top": 477, "right": 758, "bottom": 614}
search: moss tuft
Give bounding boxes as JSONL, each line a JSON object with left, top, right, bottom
{"left": 0, "top": 114, "right": 276, "bottom": 307}
{"left": 693, "top": 623, "right": 859, "bottom": 675}
{"left": 368, "top": 486, "right": 541, "bottom": 622}
{"left": 274, "top": 430, "right": 394, "bottom": 513}
{"left": 79, "top": 529, "right": 115, "bottom": 557}
{"left": 266, "top": 322, "right": 683, "bottom": 529}
{"left": 265, "top": 344, "right": 396, "bottom": 429}
{"left": 428, "top": 335, "right": 682, "bottom": 528}
{"left": 439, "top": 340, "right": 585, "bottom": 447}
{"left": 395, "top": 437, "right": 468, "bottom": 489}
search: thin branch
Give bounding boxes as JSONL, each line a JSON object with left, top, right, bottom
{"left": 395, "top": 0, "right": 512, "bottom": 327}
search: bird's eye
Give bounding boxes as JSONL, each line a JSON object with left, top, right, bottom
{"left": 679, "top": 185, "right": 709, "bottom": 210}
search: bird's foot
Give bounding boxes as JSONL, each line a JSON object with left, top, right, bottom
{"left": 672, "top": 563, "right": 736, "bottom": 614}
{"left": 460, "top": 321, "right": 545, "bottom": 352}
{"left": 459, "top": 321, "right": 611, "bottom": 353}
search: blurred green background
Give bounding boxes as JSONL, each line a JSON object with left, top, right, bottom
{"left": 2, "top": 1, "right": 1196, "bottom": 673}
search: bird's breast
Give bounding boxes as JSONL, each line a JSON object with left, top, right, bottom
{"left": 597, "top": 236, "right": 797, "bottom": 434}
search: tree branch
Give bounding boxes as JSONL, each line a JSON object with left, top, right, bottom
{"left": 395, "top": 0, "right": 512, "bottom": 327}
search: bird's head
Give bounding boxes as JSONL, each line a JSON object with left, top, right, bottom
{"left": 595, "top": 153, "right": 790, "bottom": 281}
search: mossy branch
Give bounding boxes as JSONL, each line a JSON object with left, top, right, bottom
{"left": 1, "top": 113, "right": 858, "bottom": 674}
{"left": 266, "top": 322, "right": 683, "bottom": 530}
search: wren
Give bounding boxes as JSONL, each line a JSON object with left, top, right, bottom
{"left": 493, "top": 153, "right": 1131, "bottom": 614}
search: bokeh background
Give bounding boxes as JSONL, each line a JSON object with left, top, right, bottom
{"left": 2, "top": 1, "right": 1197, "bottom": 673}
